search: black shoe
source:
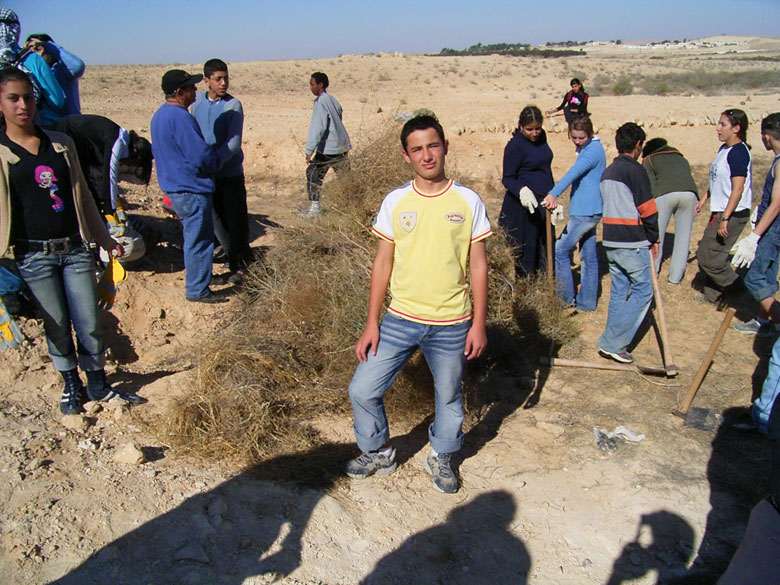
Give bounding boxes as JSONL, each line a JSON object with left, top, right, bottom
{"left": 187, "top": 293, "right": 228, "bottom": 304}
{"left": 60, "top": 369, "right": 84, "bottom": 415}
{"left": 85, "top": 369, "right": 147, "bottom": 406}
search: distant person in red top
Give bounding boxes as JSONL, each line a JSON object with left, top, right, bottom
{"left": 546, "top": 78, "right": 589, "bottom": 124}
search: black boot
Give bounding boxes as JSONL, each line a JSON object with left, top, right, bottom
{"left": 86, "top": 369, "right": 146, "bottom": 406}
{"left": 60, "top": 369, "right": 84, "bottom": 415}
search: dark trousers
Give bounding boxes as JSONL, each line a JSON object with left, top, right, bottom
{"left": 213, "top": 174, "right": 252, "bottom": 273}
{"left": 498, "top": 193, "right": 553, "bottom": 277}
{"left": 305, "top": 152, "right": 349, "bottom": 202}
{"left": 695, "top": 211, "right": 749, "bottom": 302}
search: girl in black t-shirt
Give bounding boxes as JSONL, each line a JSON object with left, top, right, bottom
{"left": 0, "top": 68, "right": 142, "bottom": 415}
{"left": 546, "top": 78, "right": 590, "bottom": 124}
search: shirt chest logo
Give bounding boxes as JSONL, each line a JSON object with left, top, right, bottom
{"left": 445, "top": 212, "right": 465, "bottom": 224}
{"left": 399, "top": 212, "right": 417, "bottom": 232}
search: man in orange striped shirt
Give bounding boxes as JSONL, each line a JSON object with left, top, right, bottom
{"left": 597, "top": 123, "right": 659, "bottom": 364}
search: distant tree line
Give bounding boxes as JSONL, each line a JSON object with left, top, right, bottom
{"left": 545, "top": 40, "right": 589, "bottom": 47}
{"left": 434, "top": 42, "right": 585, "bottom": 58}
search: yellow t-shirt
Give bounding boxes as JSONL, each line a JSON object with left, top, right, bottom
{"left": 371, "top": 179, "right": 492, "bottom": 325}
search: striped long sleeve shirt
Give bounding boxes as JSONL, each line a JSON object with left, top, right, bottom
{"left": 601, "top": 154, "right": 658, "bottom": 248}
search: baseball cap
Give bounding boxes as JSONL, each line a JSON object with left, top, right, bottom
{"left": 161, "top": 69, "right": 203, "bottom": 94}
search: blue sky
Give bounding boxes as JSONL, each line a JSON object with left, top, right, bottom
{"left": 9, "top": 0, "right": 780, "bottom": 65}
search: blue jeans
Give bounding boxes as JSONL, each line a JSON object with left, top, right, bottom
{"left": 751, "top": 333, "right": 780, "bottom": 434}
{"left": 0, "top": 264, "right": 24, "bottom": 296}
{"left": 597, "top": 247, "right": 654, "bottom": 354}
{"left": 348, "top": 314, "right": 469, "bottom": 454}
{"left": 168, "top": 192, "right": 214, "bottom": 300}
{"left": 15, "top": 244, "right": 104, "bottom": 372}
{"left": 654, "top": 191, "right": 697, "bottom": 284}
{"left": 743, "top": 228, "right": 780, "bottom": 302}
{"left": 554, "top": 214, "right": 601, "bottom": 311}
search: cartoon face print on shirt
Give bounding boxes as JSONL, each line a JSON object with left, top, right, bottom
{"left": 34, "top": 165, "right": 65, "bottom": 212}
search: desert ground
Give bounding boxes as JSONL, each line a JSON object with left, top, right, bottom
{"left": 2, "top": 36, "right": 780, "bottom": 584}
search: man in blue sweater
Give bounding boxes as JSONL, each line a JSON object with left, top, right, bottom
{"left": 597, "top": 123, "right": 659, "bottom": 363}
{"left": 191, "top": 59, "right": 252, "bottom": 284}
{"left": 151, "top": 69, "right": 222, "bottom": 303}
{"left": 304, "top": 71, "right": 351, "bottom": 217}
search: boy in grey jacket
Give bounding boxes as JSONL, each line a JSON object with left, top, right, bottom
{"left": 304, "top": 72, "right": 351, "bottom": 217}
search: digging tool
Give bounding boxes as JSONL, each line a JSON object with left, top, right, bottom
{"left": 672, "top": 307, "right": 736, "bottom": 427}
{"left": 648, "top": 250, "right": 678, "bottom": 376}
{"left": 541, "top": 356, "right": 668, "bottom": 376}
{"left": 545, "top": 208, "right": 554, "bottom": 289}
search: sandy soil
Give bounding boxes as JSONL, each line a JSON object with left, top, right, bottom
{"left": 2, "top": 36, "right": 780, "bottom": 584}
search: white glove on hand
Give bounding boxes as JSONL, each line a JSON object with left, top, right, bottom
{"left": 519, "top": 187, "right": 538, "bottom": 211}
{"left": 731, "top": 231, "right": 760, "bottom": 268}
{"left": 550, "top": 205, "right": 565, "bottom": 226}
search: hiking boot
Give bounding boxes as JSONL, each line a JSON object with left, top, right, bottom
{"left": 85, "top": 369, "right": 146, "bottom": 406}
{"left": 60, "top": 369, "right": 84, "bottom": 415}
{"left": 598, "top": 348, "right": 634, "bottom": 364}
{"left": 344, "top": 448, "right": 397, "bottom": 479}
{"left": 424, "top": 452, "right": 459, "bottom": 494}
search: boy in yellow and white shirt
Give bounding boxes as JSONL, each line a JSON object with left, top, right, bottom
{"left": 345, "top": 115, "right": 491, "bottom": 493}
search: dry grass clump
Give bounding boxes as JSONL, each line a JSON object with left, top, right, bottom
{"left": 161, "top": 120, "right": 579, "bottom": 468}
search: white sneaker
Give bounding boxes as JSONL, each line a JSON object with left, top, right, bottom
{"left": 302, "top": 202, "right": 322, "bottom": 218}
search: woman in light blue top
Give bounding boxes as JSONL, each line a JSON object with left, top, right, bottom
{"left": 543, "top": 115, "right": 606, "bottom": 310}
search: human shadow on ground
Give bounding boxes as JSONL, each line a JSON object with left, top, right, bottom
{"left": 460, "top": 310, "right": 560, "bottom": 463}
{"left": 45, "top": 442, "right": 351, "bottom": 585}
{"left": 359, "top": 490, "right": 530, "bottom": 585}
{"left": 604, "top": 510, "right": 695, "bottom": 585}
{"left": 46, "top": 417, "right": 435, "bottom": 585}
{"left": 674, "top": 422, "right": 770, "bottom": 583}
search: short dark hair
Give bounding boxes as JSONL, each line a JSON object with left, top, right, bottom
{"left": 26, "top": 33, "right": 53, "bottom": 44}
{"left": 311, "top": 72, "right": 329, "bottom": 89}
{"left": 128, "top": 131, "right": 154, "bottom": 185}
{"left": 761, "top": 113, "right": 780, "bottom": 141}
{"left": 204, "top": 58, "right": 228, "bottom": 78}
{"left": 400, "top": 114, "right": 445, "bottom": 151}
{"left": 642, "top": 137, "right": 668, "bottom": 158}
{"left": 615, "top": 122, "right": 646, "bottom": 154}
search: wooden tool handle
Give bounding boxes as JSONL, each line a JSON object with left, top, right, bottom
{"left": 675, "top": 308, "right": 736, "bottom": 416}
{"left": 545, "top": 209, "right": 554, "bottom": 288}
{"left": 541, "top": 356, "right": 636, "bottom": 372}
{"left": 648, "top": 250, "right": 677, "bottom": 375}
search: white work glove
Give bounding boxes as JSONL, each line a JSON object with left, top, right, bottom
{"left": 519, "top": 187, "right": 538, "bottom": 211}
{"left": 731, "top": 231, "right": 760, "bottom": 268}
{"left": 550, "top": 205, "right": 565, "bottom": 226}
{"left": 750, "top": 206, "right": 758, "bottom": 230}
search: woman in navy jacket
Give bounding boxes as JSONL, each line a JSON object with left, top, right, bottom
{"left": 499, "top": 105, "right": 555, "bottom": 277}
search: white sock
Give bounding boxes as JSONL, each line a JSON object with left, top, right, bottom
{"left": 430, "top": 448, "right": 438, "bottom": 457}
{"left": 376, "top": 446, "right": 393, "bottom": 457}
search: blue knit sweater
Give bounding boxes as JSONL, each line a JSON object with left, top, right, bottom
{"left": 151, "top": 103, "right": 218, "bottom": 194}
{"left": 549, "top": 136, "right": 606, "bottom": 216}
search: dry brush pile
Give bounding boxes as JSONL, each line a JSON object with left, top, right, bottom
{"left": 160, "top": 120, "right": 579, "bottom": 468}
